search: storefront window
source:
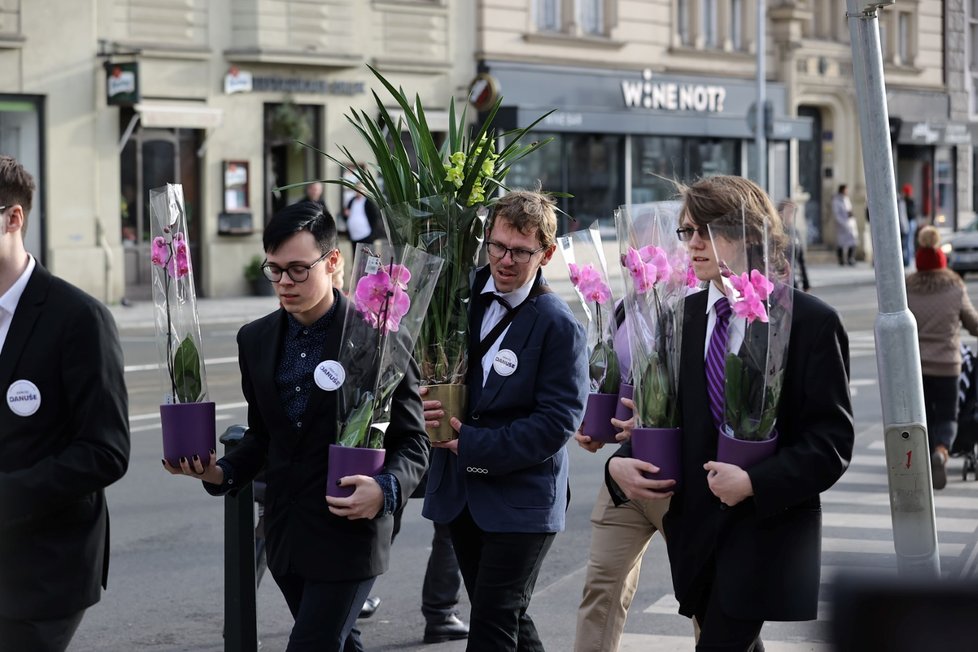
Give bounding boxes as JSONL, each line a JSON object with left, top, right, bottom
{"left": 566, "top": 134, "right": 623, "bottom": 230}
{"left": 934, "top": 146, "right": 956, "bottom": 229}
{"left": 631, "top": 136, "right": 739, "bottom": 204}
{"left": 0, "top": 97, "right": 43, "bottom": 261}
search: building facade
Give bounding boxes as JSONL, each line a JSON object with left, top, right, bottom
{"left": 476, "top": 0, "right": 960, "bottom": 256}
{"left": 0, "top": 0, "right": 475, "bottom": 300}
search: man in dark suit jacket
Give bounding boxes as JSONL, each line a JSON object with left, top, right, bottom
{"left": 0, "top": 155, "right": 130, "bottom": 651}
{"left": 166, "top": 201, "right": 428, "bottom": 652}
{"left": 608, "top": 176, "right": 854, "bottom": 651}
{"left": 422, "top": 190, "right": 589, "bottom": 651}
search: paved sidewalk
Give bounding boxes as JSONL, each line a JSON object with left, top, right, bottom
{"left": 107, "top": 261, "right": 879, "bottom": 329}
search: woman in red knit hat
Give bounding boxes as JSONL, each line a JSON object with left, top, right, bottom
{"left": 907, "top": 226, "right": 978, "bottom": 489}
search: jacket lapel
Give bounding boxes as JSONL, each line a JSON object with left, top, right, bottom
{"left": 297, "top": 293, "right": 346, "bottom": 443}
{"left": 474, "top": 299, "right": 541, "bottom": 412}
{"left": 0, "top": 263, "right": 51, "bottom": 388}
{"left": 249, "top": 309, "right": 294, "bottom": 440}
{"left": 681, "top": 291, "right": 713, "bottom": 452}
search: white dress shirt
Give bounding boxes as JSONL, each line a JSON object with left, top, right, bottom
{"left": 0, "top": 254, "right": 36, "bottom": 355}
{"left": 478, "top": 275, "right": 535, "bottom": 386}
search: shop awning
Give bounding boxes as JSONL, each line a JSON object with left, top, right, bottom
{"left": 118, "top": 102, "right": 224, "bottom": 154}
{"left": 134, "top": 102, "right": 223, "bottom": 129}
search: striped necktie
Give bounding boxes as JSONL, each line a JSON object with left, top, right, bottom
{"left": 706, "top": 297, "right": 731, "bottom": 431}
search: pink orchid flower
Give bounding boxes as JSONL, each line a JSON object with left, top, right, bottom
{"left": 570, "top": 263, "right": 612, "bottom": 305}
{"left": 151, "top": 232, "right": 191, "bottom": 279}
{"left": 730, "top": 281, "right": 769, "bottom": 322}
{"left": 354, "top": 265, "right": 412, "bottom": 333}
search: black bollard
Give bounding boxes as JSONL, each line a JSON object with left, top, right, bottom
{"left": 221, "top": 424, "right": 258, "bottom": 652}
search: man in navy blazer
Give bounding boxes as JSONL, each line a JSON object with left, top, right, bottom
{"left": 423, "top": 190, "right": 588, "bottom": 651}
{"left": 0, "top": 156, "right": 130, "bottom": 651}
{"left": 166, "top": 202, "right": 429, "bottom": 652}
{"left": 608, "top": 176, "right": 853, "bottom": 651}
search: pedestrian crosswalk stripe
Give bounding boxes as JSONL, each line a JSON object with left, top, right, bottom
{"left": 824, "top": 489, "right": 978, "bottom": 510}
{"left": 823, "top": 511, "right": 978, "bottom": 533}
{"left": 822, "top": 536, "right": 965, "bottom": 556}
{"left": 835, "top": 470, "right": 887, "bottom": 484}
{"left": 619, "top": 633, "right": 831, "bottom": 651}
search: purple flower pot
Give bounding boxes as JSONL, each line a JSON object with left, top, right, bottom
{"left": 716, "top": 430, "right": 779, "bottom": 469}
{"left": 327, "top": 445, "right": 387, "bottom": 498}
{"left": 614, "top": 383, "right": 634, "bottom": 424}
{"left": 581, "top": 392, "right": 620, "bottom": 443}
{"left": 631, "top": 427, "right": 682, "bottom": 490}
{"left": 160, "top": 402, "right": 216, "bottom": 467}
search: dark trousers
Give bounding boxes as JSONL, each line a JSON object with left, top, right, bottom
{"left": 0, "top": 610, "right": 85, "bottom": 652}
{"left": 922, "top": 374, "right": 960, "bottom": 451}
{"left": 393, "top": 502, "right": 463, "bottom": 624}
{"left": 272, "top": 570, "right": 375, "bottom": 652}
{"left": 693, "top": 567, "right": 764, "bottom": 652}
{"left": 449, "top": 506, "right": 555, "bottom": 652}
{"left": 423, "top": 521, "right": 464, "bottom": 623}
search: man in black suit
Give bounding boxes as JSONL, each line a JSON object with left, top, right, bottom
{"left": 422, "top": 190, "right": 589, "bottom": 651}
{"left": 0, "top": 155, "right": 131, "bottom": 651}
{"left": 608, "top": 176, "right": 854, "bottom": 651}
{"left": 166, "top": 201, "right": 428, "bottom": 652}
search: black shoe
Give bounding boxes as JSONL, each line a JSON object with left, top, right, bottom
{"left": 423, "top": 614, "right": 469, "bottom": 644}
{"left": 358, "top": 596, "right": 381, "bottom": 620}
{"left": 932, "top": 449, "right": 948, "bottom": 490}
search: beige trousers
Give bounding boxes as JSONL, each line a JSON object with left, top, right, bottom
{"left": 573, "top": 482, "right": 670, "bottom": 652}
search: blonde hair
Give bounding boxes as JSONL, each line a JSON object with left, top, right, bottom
{"left": 917, "top": 225, "right": 940, "bottom": 249}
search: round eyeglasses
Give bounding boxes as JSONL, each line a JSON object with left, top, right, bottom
{"left": 261, "top": 250, "right": 332, "bottom": 283}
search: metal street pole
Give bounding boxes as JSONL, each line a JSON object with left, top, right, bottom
{"left": 846, "top": 0, "right": 940, "bottom": 577}
{"left": 756, "top": 0, "right": 767, "bottom": 192}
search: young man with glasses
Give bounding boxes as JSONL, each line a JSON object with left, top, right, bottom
{"left": 0, "top": 156, "right": 130, "bottom": 651}
{"left": 608, "top": 176, "right": 853, "bottom": 651}
{"left": 421, "top": 189, "right": 589, "bottom": 651}
{"left": 165, "top": 200, "right": 428, "bottom": 652}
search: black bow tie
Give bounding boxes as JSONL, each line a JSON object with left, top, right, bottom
{"left": 481, "top": 292, "right": 513, "bottom": 312}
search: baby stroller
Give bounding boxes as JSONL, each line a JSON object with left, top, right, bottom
{"left": 952, "top": 343, "right": 978, "bottom": 481}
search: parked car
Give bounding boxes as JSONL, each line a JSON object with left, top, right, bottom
{"left": 945, "top": 221, "right": 978, "bottom": 276}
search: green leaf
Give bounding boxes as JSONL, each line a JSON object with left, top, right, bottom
{"left": 173, "top": 335, "right": 202, "bottom": 403}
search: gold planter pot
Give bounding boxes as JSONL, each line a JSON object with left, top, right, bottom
{"left": 425, "top": 383, "right": 468, "bottom": 443}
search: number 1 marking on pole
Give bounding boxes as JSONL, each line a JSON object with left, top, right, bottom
{"left": 906, "top": 450, "right": 912, "bottom": 469}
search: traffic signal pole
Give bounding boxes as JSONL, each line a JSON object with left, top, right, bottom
{"left": 846, "top": 0, "right": 940, "bottom": 577}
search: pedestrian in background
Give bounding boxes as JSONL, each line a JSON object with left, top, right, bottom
{"left": 344, "top": 183, "right": 382, "bottom": 248}
{"left": 901, "top": 184, "right": 918, "bottom": 266}
{"left": 0, "top": 155, "right": 130, "bottom": 651}
{"left": 422, "top": 189, "right": 589, "bottom": 651}
{"left": 778, "top": 199, "right": 811, "bottom": 292}
{"left": 165, "top": 200, "right": 429, "bottom": 652}
{"left": 906, "top": 226, "right": 978, "bottom": 490}
{"left": 832, "top": 184, "right": 857, "bottom": 266}
{"left": 608, "top": 175, "right": 853, "bottom": 650}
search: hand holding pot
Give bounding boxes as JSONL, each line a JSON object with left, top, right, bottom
{"left": 704, "top": 461, "right": 753, "bottom": 507}
{"left": 419, "top": 385, "right": 443, "bottom": 429}
{"left": 608, "top": 457, "right": 674, "bottom": 501}
{"left": 326, "top": 475, "right": 384, "bottom": 519}
{"left": 162, "top": 449, "right": 223, "bottom": 485}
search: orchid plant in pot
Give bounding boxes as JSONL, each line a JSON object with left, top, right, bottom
{"left": 709, "top": 211, "right": 795, "bottom": 469}
{"left": 293, "top": 65, "right": 557, "bottom": 443}
{"left": 558, "top": 225, "right": 621, "bottom": 443}
{"left": 616, "top": 202, "right": 695, "bottom": 486}
{"left": 149, "top": 184, "right": 214, "bottom": 467}
{"left": 325, "top": 242, "right": 443, "bottom": 498}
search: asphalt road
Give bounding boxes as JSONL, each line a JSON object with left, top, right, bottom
{"left": 67, "top": 276, "right": 978, "bottom": 651}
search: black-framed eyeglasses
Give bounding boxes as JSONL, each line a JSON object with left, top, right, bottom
{"left": 0, "top": 206, "right": 7, "bottom": 214}
{"left": 261, "top": 250, "right": 332, "bottom": 283}
{"left": 486, "top": 241, "right": 545, "bottom": 264}
{"left": 676, "top": 226, "right": 712, "bottom": 242}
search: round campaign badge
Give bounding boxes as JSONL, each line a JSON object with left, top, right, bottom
{"left": 6, "top": 379, "right": 41, "bottom": 417}
{"left": 314, "top": 360, "right": 346, "bottom": 391}
{"left": 492, "top": 349, "right": 519, "bottom": 377}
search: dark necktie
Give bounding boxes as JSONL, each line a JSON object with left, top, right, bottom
{"left": 706, "top": 297, "right": 731, "bottom": 431}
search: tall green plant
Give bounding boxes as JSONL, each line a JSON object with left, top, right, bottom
{"left": 289, "top": 65, "right": 558, "bottom": 385}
